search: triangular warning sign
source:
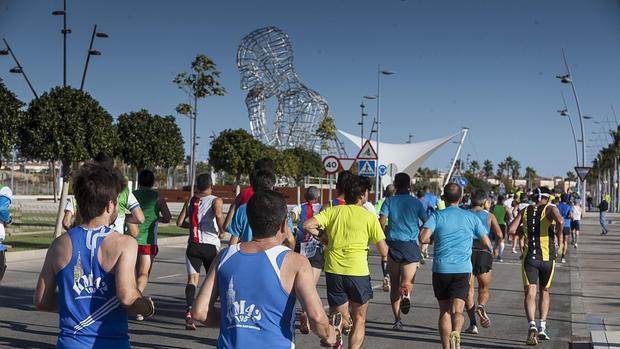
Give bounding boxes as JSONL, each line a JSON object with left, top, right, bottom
{"left": 574, "top": 166, "right": 592, "bottom": 182}
{"left": 356, "top": 140, "right": 377, "bottom": 160}
{"left": 339, "top": 158, "right": 356, "bottom": 171}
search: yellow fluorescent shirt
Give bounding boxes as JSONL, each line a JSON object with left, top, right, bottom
{"left": 314, "top": 205, "right": 386, "bottom": 276}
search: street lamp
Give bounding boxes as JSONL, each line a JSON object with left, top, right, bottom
{"left": 0, "top": 38, "right": 38, "bottom": 98}
{"left": 406, "top": 132, "right": 413, "bottom": 144}
{"left": 558, "top": 92, "right": 579, "bottom": 166}
{"left": 358, "top": 101, "right": 368, "bottom": 147}
{"left": 52, "top": 0, "right": 70, "bottom": 87}
{"left": 557, "top": 48, "right": 587, "bottom": 208}
{"left": 80, "top": 24, "right": 108, "bottom": 90}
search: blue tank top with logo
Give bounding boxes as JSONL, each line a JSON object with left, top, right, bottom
{"left": 472, "top": 210, "right": 491, "bottom": 251}
{"left": 217, "top": 244, "right": 296, "bottom": 349}
{"left": 57, "top": 226, "right": 129, "bottom": 349}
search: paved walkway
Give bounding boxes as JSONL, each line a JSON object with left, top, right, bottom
{"left": 570, "top": 212, "right": 620, "bottom": 349}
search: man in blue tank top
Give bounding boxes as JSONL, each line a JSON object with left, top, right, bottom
{"left": 34, "top": 162, "right": 155, "bottom": 349}
{"left": 192, "top": 190, "right": 340, "bottom": 348}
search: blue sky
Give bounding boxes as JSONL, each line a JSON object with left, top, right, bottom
{"left": 1, "top": 0, "right": 620, "bottom": 177}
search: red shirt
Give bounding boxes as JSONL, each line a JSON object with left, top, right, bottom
{"left": 238, "top": 187, "right": 254, "bottom": 205}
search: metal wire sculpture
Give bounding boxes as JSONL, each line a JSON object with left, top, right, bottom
{"left": 237, "top": 26, "right": 346, "bottom": 156}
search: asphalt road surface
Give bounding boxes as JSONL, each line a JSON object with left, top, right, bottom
{"left": 0, "top": 241, "right": 572, "bottom": 348}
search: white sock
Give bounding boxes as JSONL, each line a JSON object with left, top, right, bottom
{"left": 499, "top": 242, "right": 505, "bottom": 257}
{"left": 539, "top": 320, "right": 546, "bottom": 331}
{"left": 528, "top": 320, "right": 536, "bottom": 329}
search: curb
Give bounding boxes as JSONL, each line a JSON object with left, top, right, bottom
{"left": 569, "top": 255, "right": 592, "bottom": 348}
{"left": 6, "top": 235, "right": 190, "bottom": 263}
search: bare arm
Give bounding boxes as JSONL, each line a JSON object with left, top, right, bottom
{"left": 176, "top": 201, "right": 189, "bottom": 228}
{"left": 549, "top": 206, "right": 564, "bottom": 242}
{"left": 479, "top": 234, "right": 493, "bottom": 251}
{"left": 379, "top": 215, "right": 388, "bottom": 231}
{"left": 302, "top": 217, "right": 321, "bottom": 238}
{"left": 34, "top": 237, "right": 67, "bottom": 311}
{"left": 115, "top": 236, "right": 154, "bottom": 316}
{"left": 213, "top": 198, "right": 226, "bottom": 239}
{"left": 192, "top": 253, "right": 221, "bottom": 327}
{"left": 125, "top": 207, "right": 145, "bottom": 225}
{"left": 283, "top": 225, "right": 295, "bottom": 250}
{"left": 419, "top": 227, "right": 433, "bottom": 244}
{"left": 375, "top": 239, "right": 388, "bottom": 259}
{"left": 127, "top": 223, "right": 139, "bottom": 238}
{"left": 294, "top": 256, "right": 337, "bottom": 345}
{"left": 156, "top": 196, "right": 172, "bottom": 224}
{"left": 62, "top": 211, "right": 73, "bottom": 231}
{"left": 223, "top": 195, "right": 240, "bottom": 232}
{"left": 507, "top": 210, "right": 524, "bottom": 237}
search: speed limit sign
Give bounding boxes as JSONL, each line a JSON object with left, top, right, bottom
{"left": 322, "top": 156, "right": 340, "bottom": 174}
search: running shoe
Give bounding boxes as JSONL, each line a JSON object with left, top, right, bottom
{"left": 420, "top": 254, "right": 426, "bottom": 265}
{"left": 185, "top": 311, "right": 197, "bottom": 330}
{"left": 392, "top": 320, "right": 403, "bottom": 331}
{"left": 476, "top": 306, "right": 491, "bottom": 328}
{"left": 526, "top": 327, "right": 539, "bottom": 345}
{"left": 136, "top": 314, "right": 144, "bottom": 321}
{"left": 422, "top": 251, "right": 429, "bottom": 259}
{"left": 512, "top": 249, "right": 518, "bottom": 254}
{"left": 449, "top": 330, "right": 461, "bottom": 349}
{"left": 574, "top": 243, "right": 578, "bottom": 248}
{"left": 496, "top": 256, "right": 503, "bottom": 263}
{"left": 464, "top": 324, "right": 479, "bottom": 334}
{"left": 561, "top": 257, "right": 566, "bottom": 264}
{"left": 299, "top": 312, "right": 310, "bottom": 334}
{"left": 399, "top": 287, "right": 411, "bottom": 315}
{"left": 538, "top": 329, "right": 550, "bottom": 341}
{"left": 383, "top": 276, "right": 390, "bottom": 292}
{"left": 342, "top": 315, "right": 353, "bottom": 336}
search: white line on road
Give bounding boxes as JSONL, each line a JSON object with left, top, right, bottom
{"left": 157, "top": 273, "right": 183, "bottom": 280}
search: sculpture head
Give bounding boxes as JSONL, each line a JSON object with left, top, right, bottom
{"left": 237, "top": 26, "right": 294, "bottom": 90}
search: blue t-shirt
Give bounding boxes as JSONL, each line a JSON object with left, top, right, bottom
{"left": 557, "top": 202, "right": 572, "bottom": 228}
{"left": 228, "top": 204, "right": 294, "bottom": 242}
{"left": 422, "top": 206, "right": 488, "bottom": 274}
{"left": 380, "top": 193, "right": 427, "bottom": 242}
{"left": 424, "top": 192, "right": 438, "bottom": 209}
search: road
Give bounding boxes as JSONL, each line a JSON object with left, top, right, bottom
{"left": 0, "top": 241, "right": 572, "bottom": 348}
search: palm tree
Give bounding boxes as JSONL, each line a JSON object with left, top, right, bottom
{"left": 525, "top": 166, "right": 537, "bottom": 189}
{"left": 483, "top": 160, "right": 493, "bottom": 178}
{"left": 469, "top": 160, "right": 480, "bottom": 176}
{"left": 510, "top": 159, "right": 521, "bottom": 186}
{"left": 566, "top": 171, "right": 577, "bottom": 182}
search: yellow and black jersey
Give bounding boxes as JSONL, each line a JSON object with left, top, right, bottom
{"left": 522, "top": 203, "right": 556, "bottom": 261}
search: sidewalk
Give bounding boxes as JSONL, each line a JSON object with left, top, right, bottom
{"left": 570, "top": 212, "right": 620, "bottom": 349}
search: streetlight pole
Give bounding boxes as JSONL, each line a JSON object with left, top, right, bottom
{"left": 358, "top": 101, "right": 367, "bottom": 147}
{"left": 80, "top": 25, "right": 107, "bottom": 91}
{"left": 53, "top": 0, "right": 70, "bottom": 87}
{"left": 557, "top": 48, "right": 587, "bottom": 209}
{"left": 559, "top": 92, "right": 579, "bottom": 166}
{"left": 373, "top": 65, "right": 395, "bottom": 200}
{"left": 0, "top": 39, "right": 39, "bottom": 99}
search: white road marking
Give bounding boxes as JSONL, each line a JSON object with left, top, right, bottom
{"left": 157, "top": 273, "right": 182, "bottom": 280}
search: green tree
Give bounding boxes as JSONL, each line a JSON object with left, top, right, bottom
{"left": 316, "top": 115, "right": 337, "bottom": 152}
{"left": 174, "top": 54, "right": 225, "bottom": 196}
{"left": 115, "top": 109, "right": 185, "bottom": 172}
{"left": 525, "top": 166, "right": 537, "bottom": 188}
{"left": 565, "top": 171, "right": 577, "bottom": 182}
{"left": 0, "top": 79, "right": 24, "bottom": 158}
{"left": 482, "top": 160, "right": 494, "bottom": 178}
{"left": 209, "top": 129, "right": 263, "bottom": 184}
{"left": 468, "top": 160, "right": 480, "bottom": 176}
{"left": 284, "top": 147, "right": 323, "bottom": 183}
{"left": 19, "top": 87, "right": 115, "bottom": 237}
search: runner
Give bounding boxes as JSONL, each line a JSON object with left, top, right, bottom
{"left": 570, "top": 200, "right": 582, "bottom": 248}
{"left": 556, "top": 193, "right": 572, "bottom": 263}
{"left": 34, "top": 161, "right": 155, "bottom": 349}
{"left": 419, "top": 183, "right": 491, "bottom": 349}
{"left": 303, "top": 175, "right": 389, "bottom": 349}
{"left": 424, "top": 185, "right": 439, "bottom": 212}
{"left": 192, "top": 190, "right": 340, "bottom": 348}
{"left": 508, "top": 186, "right": 563, "bottom": 345}
{"left": 374, "top": 184, "right": 396, "bottom": 213}
{"left": 598, "top": 196, "right": 609, "bottom": 235}
{"left": 130, "top": 169, "right": 172, "bottom": 321}
{"left": 0, "top": 178, "right": 13, "bottom": 283}
{"left": 228, "top": 169, "right": 295, "bottom": 249}
{"left": 176, "top": 173, "right": 225, "bottom": 330}
{"left": 223, "top": 157, "right": 275, "bottom": 231}
{"left": 359, "top": 176, "right": 378, "bottom": 217}
{"left": 465, "top": 190, "right": 503, "bottom": 335}
{"left": 290, "top": 186, "right": 324, "bottom": 335}
{"left": 512, "top": 194, "right": 530, "bottom": 255}
{"left": 416, "top": 190, "right": 431, "bottom": 265}
{"left": 62, "top": 152, "right": 145, "bottom": 232}
{"left": 378, "top": 173, "right": 428, "bottom": 331}
{"left": 491, "top": 195, "right": 509, "bottom": 262}
{"left": 331, "top": 171, "right": 354, "bottom": 207}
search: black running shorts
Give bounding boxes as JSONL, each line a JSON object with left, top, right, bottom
{"left": 522, "top": 257, "right": 555, "bottom": 289}
{"left": 185, "top": 243, "right": 218, "bottom": 275}
{"left": 562, "top": 227, "right": 571, "bottom": 236}
{"left": 570, "top": 220, "right": 580, "bottom": 230}
{"left": 432, "top": 272, "right": 470, "bottom": 301}
{"left": 325, "top": 272, "right": 373, "bottom": 307}
{"left": 471, "top": 249, "right": 493, "bottom": 276}
{"left": 387, "top": 240, "right": 421, "bottom": 264}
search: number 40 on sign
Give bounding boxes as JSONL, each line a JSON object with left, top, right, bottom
{"left": 322, "top": 156, "right": 340, "bottom": 174}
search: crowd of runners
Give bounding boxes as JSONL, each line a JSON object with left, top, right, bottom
{"left": 0, "top": 154, "right": 602, "bottom": 348}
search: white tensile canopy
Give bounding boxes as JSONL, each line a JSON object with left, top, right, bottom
{"left": 337, "top": 129, "right": 464, "bottom": 179}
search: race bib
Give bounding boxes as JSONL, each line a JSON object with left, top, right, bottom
{"left": 300, "top": 238, "right": 321, "bottom": 258}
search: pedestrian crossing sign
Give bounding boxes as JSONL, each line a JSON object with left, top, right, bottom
{"left": 358, "top": 160, "right": 376, "bottom": 177}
